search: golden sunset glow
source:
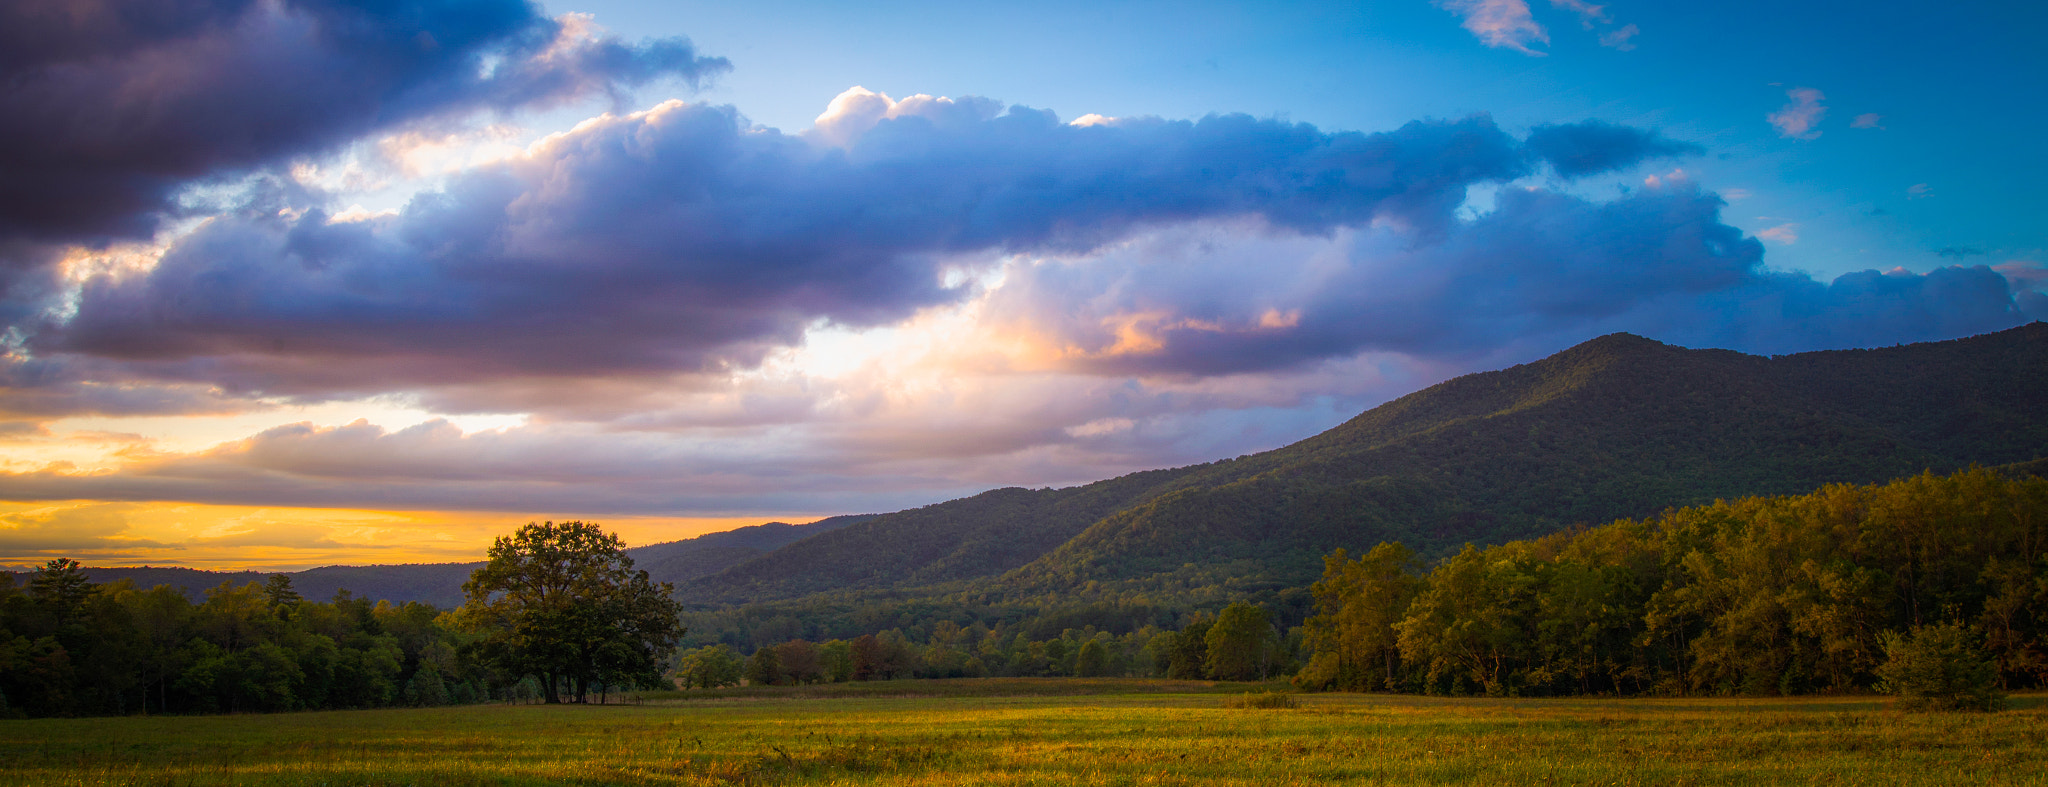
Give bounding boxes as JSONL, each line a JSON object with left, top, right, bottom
{"left": 0, "top": 499, "right": 806, "bottom": 571}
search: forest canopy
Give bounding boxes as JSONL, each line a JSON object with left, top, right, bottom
{"left": 1295, "top": 467, "right": 2045, "bottom": 699}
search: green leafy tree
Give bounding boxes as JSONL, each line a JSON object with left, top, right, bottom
{"left": 1074, "top": 639, "right": 1110, "bottom": 677}
{"left": 1875, "top": 622, "right": 2005, "bottom": 711}
{"left": 745, "top": 644, "right": 783, "bottom": 686}
{"left": 673, "top": 644, "right": 743, "bottom": 689}
{"left": 1168, "top": 620, "right": 1211, "bottom": 680}
{"left": 1297, "top": 543, "right": 1421, "bottom": 691}
{"left": 1205, "top": 602, "right": 1272, "bottom": 681}
{"left": 458, "top": 521, "right": 686, "bottom": 703}
{"left": 820, "top": 639, "right": 854, "bottom": 683}
{"left": 1396, "top": 544, "right": 1538, "bottom": 695}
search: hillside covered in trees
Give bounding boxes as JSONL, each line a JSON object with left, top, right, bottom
{"left": 667, "top": 324, "right": 2048, "bottom": 646}
{"left": 1297, "top": 467, "right": 2047, "bottom": 700}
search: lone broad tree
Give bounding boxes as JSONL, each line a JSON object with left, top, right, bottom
{"left": 458, "top": 521, "right": 684, "bottom": 703}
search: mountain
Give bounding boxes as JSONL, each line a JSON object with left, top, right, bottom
{"left": 687, "top": 323, "right": 2048, "bottom": 609}
{"left": 686, "top": 468, "right": 1199, "bottom": 605}
{"left": 626, "top": 514, "right": 873, "bottom": 587}
{"left": 19, "top": 514, "right": 868, "bottom": 607}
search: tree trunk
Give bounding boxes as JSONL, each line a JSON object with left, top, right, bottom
{"left": 542, "top": 671, "right": 561, "bottom": 704}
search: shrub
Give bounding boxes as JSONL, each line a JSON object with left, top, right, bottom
{"left": 1224, "top": 691, "right": 1297, "bottom": 709}
{"left": 1874, "top": 622, "right": 2004, "bottom": 712}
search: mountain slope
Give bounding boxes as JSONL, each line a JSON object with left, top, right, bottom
{"left": 683, "top": 466, "right": 1200, "bottom": 605}
{"left": 691, "top": 323, "right": 2048, "bottom": 607}
{"left": 997, "top": 325, "right": 2048, "bottom": 596}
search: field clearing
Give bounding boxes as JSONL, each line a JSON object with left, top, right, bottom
{"left": 4, "top": 680, "right": 2045, "bottom": 786}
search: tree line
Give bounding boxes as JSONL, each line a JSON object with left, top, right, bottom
{"left": 8, "top": 468, "right": 2036, "bottom": 717}
{"left": 1, "top": 520, "right": 683, "bottom": 717}
{"left": 0, "top": 566, "right": 487, "bottom": 717}
{"left": 1294, "top": 467, "right": 2044, "bottom": 701}
{"left": 674, "top": 600, "right": 1298, "bottom": 688}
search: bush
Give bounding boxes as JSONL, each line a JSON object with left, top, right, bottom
{"left": 1874, "top": 623, "right": 2004, "bottom": 712}
{"left": 1224, "top": 691, "right": 1297, "bottom": 709}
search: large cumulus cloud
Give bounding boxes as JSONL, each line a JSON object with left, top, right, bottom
{"left": 2, "top": 77, "right": 2041, "bottom": 524}
{"left": 980, "top": 181, "right": 2038, "bottom": 378}
{"left": 12, "top": 91, "right": 2036, "bottom": 414}
{"left": 34, "top": 100, "right": 1554, "bottom": 399}
{"left": 0, "top": 0, "right": 728, "bottom": 247}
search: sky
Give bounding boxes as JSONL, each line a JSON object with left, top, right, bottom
{"left": 1, "top": 0, "right": 2042, "bottom": 570}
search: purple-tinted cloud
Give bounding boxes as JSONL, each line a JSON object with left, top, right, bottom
{"left": 1525, "top": 120, "right": 1701, "bottom": 177}
{"left": 980, "top": 182, "right": 2035, "bottom": 378}
{"left": 33, "top": 103, "right": 1530, "bottom": 400}
{"left": 6, "top": 90, "right": 2027, "bottom": 423}
{"left": 0, "top": 0, "right": 727, "bottom": 248}
{"left": 1438, "top": 0, "right": 1548, "bottom": 55}
{"left": 0, "top": 417, "right": 977, "bottom": 514}
{"left": 1768, "top": 87, "right": 1827, "bottom": 139}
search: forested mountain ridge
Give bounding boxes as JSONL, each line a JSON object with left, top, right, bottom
{"left": 683, "top": 467, "right": 1202, "bottom": 606}
{"left": 996, "top": 324, "right": 2048, "bottom": 597}
{"left": 689, "top": 323, "right": 2048, "bottom": 611}
{"left": 28, "top": 325, "right": 2045, "bottom": 620}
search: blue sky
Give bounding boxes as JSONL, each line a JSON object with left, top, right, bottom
{"left": 0, "top": 0, "right": 2040, "bottom": 568}
{"left": 568, "top": 0, "right": 2045, "bottom": 280}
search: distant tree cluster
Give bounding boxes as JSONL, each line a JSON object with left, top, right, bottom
{"left": 1, "top": 520, "right": 686, "bottom": 717}
{"left": 670, "top": 600, "right": 1296, "bottom": 688}
{"left": 0, "top": 566, "right": 485, "bottom": 717}
{"left": 1296, "top": 468, "right": 2042, "bottom": 706}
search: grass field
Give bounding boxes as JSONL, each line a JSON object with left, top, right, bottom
{"left": 4, "top": 679, "right": 2045, "bottom": 786}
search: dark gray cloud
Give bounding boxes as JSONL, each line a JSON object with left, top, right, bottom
{"left": 33, "top": 105, "right": 1533, "bottom": 401}
{"left": 1525, "top": 120, "right": 1702, "bottom": 177}
{"left": 1660, "top": 264, "right": 2034, "bottom": 354}
{"left": 0, "top": 0, "right": 727, "bottom": 248}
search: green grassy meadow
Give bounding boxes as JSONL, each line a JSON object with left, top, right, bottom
{"left": 5, "top": 680, "right": 2045, "bottom": 786}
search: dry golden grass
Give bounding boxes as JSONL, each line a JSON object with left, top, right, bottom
{"left": 3, "top": 681, "right": 2044, "bottom": 785}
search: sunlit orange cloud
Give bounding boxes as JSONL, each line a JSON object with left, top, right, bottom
{"left": 0, "top": 500, "right": 816, "bottom": 572}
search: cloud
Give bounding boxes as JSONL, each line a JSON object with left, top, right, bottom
{"left": 1908, "top": 183, "right": 1933, "bottom": 199}
{"left": 1438, "top": 0, "right": 1549, "bottom": 55}
{"left": 1652, "top": 264, "right": 2034, "bottom": 354}
{"left": 977, "top": 185, "right": 1767, "bottom": 376}
{"left": 1851, "top": 113, "right": 1884, "bottom": 129}
{"left": 1937, "top": 246, "right": 1983, "bottom": 259}
{"left": 0, "top": 502, "right": 162, "bottom": 551}
{"left": 1525, "top": 120, "right": 1701, "bottom": 177}
{"left": 0, "top": 416, "right": 1001, "bottom": 515}
{"left": 28, "top": 98, "right": 1531, "bottom": 407}
{"left": 0, "top": 82, "right": 2035, "bottom": 526}
{"left": 1768, "top": 88, "right": 1828, "bottom": 139}
{"left": 0, "top": 0, "right": 728, "bottom": 250}
{"left": 1549, "top": 0, "right": 1609, "bottom": 28}
{"left": 971, "top": 180, "right": 2030, "bottom": 378}
{"left": 1757, "top": 223, "right": 1799, "bottom": 244}
{"left": 1996, "top": 261, "right": 2048, "bottom": 321}
{"left": 1598, "top": 24, "right": 1639, "bottom": 51}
